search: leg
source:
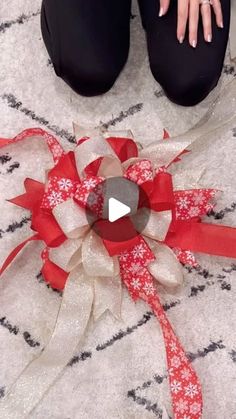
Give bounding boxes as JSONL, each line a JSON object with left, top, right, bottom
{"left": 138, "top": 0, "right": 231, "bottom": 106}
{"left": 41, "top": 0, "right": 131, "bottom": 96}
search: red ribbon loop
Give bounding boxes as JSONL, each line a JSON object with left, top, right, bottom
{"left": 0, "top": 234, "right": 41, "bottom": 277}
{"left": 150, "top": 172, "right": 175, "bottom": 211}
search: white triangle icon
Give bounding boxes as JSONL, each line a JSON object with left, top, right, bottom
{"left": 108, "top": 198, "right": 131, "bottom": 223}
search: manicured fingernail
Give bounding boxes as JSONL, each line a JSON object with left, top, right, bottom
{"left": 179, "top": 35, "right": 184, "bottom": 44}
{"left": 219, "top": 22, "right": 224, "bottom": 28}
{"left": 159, "top": 7, "right": 164, "bottom": 16}
{"left": 207, "top": 34, "right": 212, "bottom": 42}
{"left": 191, "top": 40, "right": 197, "bottom": 48}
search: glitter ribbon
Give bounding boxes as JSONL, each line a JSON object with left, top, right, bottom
{"left": 1, "top": 78, "right": 236, "bottom": 418}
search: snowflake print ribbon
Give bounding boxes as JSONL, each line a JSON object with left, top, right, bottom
{"left": 1, "top": 79, "right": 236, "bottom": 419}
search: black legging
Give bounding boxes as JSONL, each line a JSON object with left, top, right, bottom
{"left": 41, "top": 0, "right": 231, "bottom": 106}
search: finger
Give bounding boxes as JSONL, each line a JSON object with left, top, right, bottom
{"left": 159, "top": 0, "right": 170, "bottom": 16}
{"left": 177, "top": 0, "right": 189, "bottom": 43}
{"left": 211, "top": 0, "right": 224, "bottom": 27}
{"left": 201, "top": 2, "right": 212, "bottom": 42}
{"left": 189, "top": 0, "right": 200, "bottom": 47}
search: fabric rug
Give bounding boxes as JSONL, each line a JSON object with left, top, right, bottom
{"left": 0, "top": 1, "right": 236, "bottom": 418}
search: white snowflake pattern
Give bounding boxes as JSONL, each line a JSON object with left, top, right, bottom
{"left": 192, "top": 192, "right": 205, "bottom": 205}
{"left": 75, "top": 190, "right": 90, "bottom": 204}
{"left": 180, "top": 351, "right": 187, "bottom": 362}
{"left": 47, "top": 191, "right": 63, "bottom": 207}
{"left": 139, "top": 160, "right": 151, "bottom": 170}
{"left": 83, "top": 178, "right": 97, "bottom": 190}
{"left": 142, "top": 169, "right": 153, "bottom": 180}
{"left": 171, "top": 356, "right": 181, "bottom": 368}
{"left": 184, "top": 383, "right": 199, "bottom": 398}
{"left": 126, "top": 168, "right": 138, "bottom": 181}
{"left": 178, "top": 196, "right": 190, "bottom": 209}
{"left": 57, "top": 178, "right": 73, "bottom": 191}
{"left": 87, "top": 192, "right": 99, "bottom": 206}
{"left": 184, "top": 250, "right": 195, "bottom": 259}
{"left": 169, "top": 341, "right": 178, "bottom": 352}
{"left": 190, "top": 402, "right": 201, "bottom": 414}
{"left": 181, "top": 367, "right": 192, "bottom": 380}
{"left": 128, "top": 263, "right": 142, "bottom": 274}
{"left": 143, "top": 281, "right": 155, "bottom": 295}
{"left": 119, "top": 252, "right": 129, "bottom": 262}
{"left": 52, "top": 144, "right": 63, "bottom": 159}
{"left": 132, "top": 244, "right": 146, "bottom": 259}
{"left": 163, "top": 328, "right": 174, "bottom": 340}
{"left": 171, "top": 380, "right": 182, "bottom": 394}
{"left": 176, "top": 398, "right": 188, "bottom": 413}
{"left": 159, "top": 314, "right": 168, "bottom": 325}
{"left": 188, "top": 206, "right": 200, "bottom": 217}
{"left": 175, "top": 210, "right": 182, "bottom": 219}
{"left": 131, "top": 278, "right": 141, "bottom": 290}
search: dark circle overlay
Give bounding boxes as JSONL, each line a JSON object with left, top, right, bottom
{"left": 85, "top": 177, "right": 151, "bottom": 243}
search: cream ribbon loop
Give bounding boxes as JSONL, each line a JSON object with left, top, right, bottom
{"left": 74, "top": 136, "right": 117, "bottom": 177}
{"left": 82, "top": 230, "right": 119, "bottom": 277}
{"left": 53, "top": 198, "right": 89, "bottom": 239}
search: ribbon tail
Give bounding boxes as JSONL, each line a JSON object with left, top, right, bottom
{"left": 93, "top": 275, "right": 122, "bottom": 321}
{"left": 166, "top": 220, "right": 236, "bottom": 259}
{"left": 142, "top": 292, "right": 203, "bottom": 419}
{"left": 0, "top": 234, "right": 41, "bottom": 276}
{"left": 0, "top": 128, "right": 64, "bottom": 163}
{"left": 0, "top": 268, "right": 94, "bottom": 419}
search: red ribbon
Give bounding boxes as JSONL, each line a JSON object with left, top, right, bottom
{"left": 166, "top": 219, "right": 236, "bottom": 259}
{"left": 42, "top": 258, "right": 68, "bottom": 290}
{"left": 48, "top": 151, "right": 80, "bottom": 181}
{"left": 8, "top": 178, "right": 45, "bottom": 211}
{"left": 0, "top": 234, "right": 41, "bottom": 277}
{"left": 144, "top": 292, "right": 203, "bottom": 419}
{"left": 120, "top": 256, "right": 203, "bottom": 418}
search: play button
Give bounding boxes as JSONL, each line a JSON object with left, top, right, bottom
{"left": 108, "top": 198, "right": 131, "bottom": 222}
{"left": 85, "top": 176, "right": 151, "bottom": 243}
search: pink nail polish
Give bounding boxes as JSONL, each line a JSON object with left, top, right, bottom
{"left": 179, "top": 36, "right": 184, "bottom": 44}
{"left": 159, "top": 7, "right": 164, "bottom": 17}
{"left": 192, "top": 40, "right": 197, "bottom": 48}
{"left": 207, "top": 34, "right": 212, "bottom": 42}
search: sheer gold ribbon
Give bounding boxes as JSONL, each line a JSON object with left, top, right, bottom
{"left": 0, "top": 268, "right": 93, "bottom": 419}
{"left": 1, "top": 78, "right": 236, "bottom": 418}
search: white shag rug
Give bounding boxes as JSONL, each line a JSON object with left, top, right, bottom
{"left": 0, "top": 1, "right": 236, "bottom": 418}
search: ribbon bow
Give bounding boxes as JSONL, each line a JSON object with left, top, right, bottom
{"left": 1, "top": 78, "right": 236, "bottom": 419}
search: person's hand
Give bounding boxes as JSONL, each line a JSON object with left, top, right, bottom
{"left": 158, "top": 0, "right": 224, "bottom": 47}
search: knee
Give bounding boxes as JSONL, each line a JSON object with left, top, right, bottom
{"left": 166, "top": 77, "right": 218, "bottom": 107}
{"left": 151, "top": 67, "right": 219, "bottom": 107}
{"left": 41, "top": 1, "right": 120, "bottom": 97}
{"left": 58, "top": 62, "right": 119, "bottom": 97}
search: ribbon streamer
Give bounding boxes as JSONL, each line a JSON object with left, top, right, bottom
{"left": 0, "top": 268, "right": 93, "bottom": 419}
